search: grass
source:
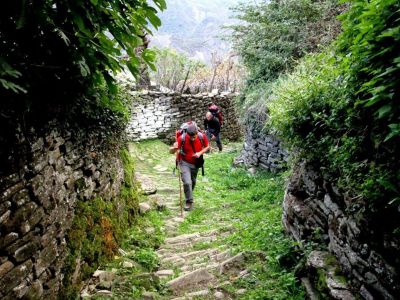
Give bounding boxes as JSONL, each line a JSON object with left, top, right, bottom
{"left": 181, "top": 143, "right": 305, "bottom": 299}
{"left": 98, "top": 140, "right": 304, "bottom": 299}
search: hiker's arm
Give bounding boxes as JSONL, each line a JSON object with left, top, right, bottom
{"left": 169, "top": 141, "right": 178, "bottom": 154}
{"left": 193, "top": 145, "right": 209, "bottom": 158}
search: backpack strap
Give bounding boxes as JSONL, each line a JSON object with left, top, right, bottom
{"left": 198, "top": 132, "right": 204, "bottom": 148}
{"left": 180, "top": 132, "right": 187, "bottom": 156}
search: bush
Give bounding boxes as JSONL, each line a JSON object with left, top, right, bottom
{"left": 266, "top": 0, "right": 400, "bottom": 208}
{"left": 229, "top": 0, "right": 343, "bottom": 117}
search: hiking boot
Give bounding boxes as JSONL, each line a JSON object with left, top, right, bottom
{"left": 184, "top": 202, "right": 193, "bottom": 211}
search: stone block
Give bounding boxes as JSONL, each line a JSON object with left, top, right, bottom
{"left": 5, "top": 202, "right": 38, "bottom": 233}
{"left": 139, "top": 202, "right": 151, "bottom": 214}
{"left": 14, "top": 240, "right": 40, "bottom": 263}
{"left": 219, "top": 253, "right": 245, "bottom": 274}
{"left": 0, "top": 261, "right": 14, "bottom": 280}
{"left": 34, "top": 241, "right": 58, "bottom": 277}
{"left": 0, "top": 173, "right": 20, "bottom": 193}
{"left": 0, "top": 260, "right": 33, "bottom": 295}
{"left": 0, "top": 232, "right": 19, "bottom": 249}
{"left": 24, "top": 280, "right": 43, "bottom": 300}
{"left": 167, "top": 268, "right": 214, "bottom": 291}
{"left": 1, "top": 182, "right": 24, "bottom": 202}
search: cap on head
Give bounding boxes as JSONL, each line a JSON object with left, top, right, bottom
{"left": 186, "top": 124, "right": 198, "bottom": 136}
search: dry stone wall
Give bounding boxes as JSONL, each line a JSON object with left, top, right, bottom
{"left": 127, "top": 91, "right": 242, "bottom": 143}
{"left": 283, "top": 162, "right": 400, "bottom": 299}
{"left": 0, "top": 122, "right": 124, "bottom": 299}
{"left": 234, "top": 114, "right": 288, "bottom": 172}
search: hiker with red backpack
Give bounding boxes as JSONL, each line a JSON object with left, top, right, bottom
{"left": 170, "top": 123, "right": 209, "bottom": 211}
{"left": 208, "top": 102, "right": 223, "bottom": 127}
{"left": 204, "top": 111, "right": 222, "bottom": 151}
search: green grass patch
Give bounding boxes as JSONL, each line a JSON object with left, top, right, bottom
{"left": 191, "top": 145, "right": 304, "bottom": 299}
{"left": 126, "top": 140, "right": 304, "bottom": 299}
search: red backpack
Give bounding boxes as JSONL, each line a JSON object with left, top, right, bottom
{"left": 208, "top": 104, "right": 223, "bottom": 126}
{"left": 175, "top": 121, "right": 205, "bottom": 175}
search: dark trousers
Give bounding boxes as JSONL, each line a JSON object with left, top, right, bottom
{"left": 206, "top": 131, "right": 222, "bottom": 151}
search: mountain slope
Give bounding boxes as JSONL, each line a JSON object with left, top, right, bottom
{"left": 151, "top": 0, "right": 241, "bottom": 62}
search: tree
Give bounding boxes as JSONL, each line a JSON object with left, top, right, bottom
{"left": 0, "top": 0, "right": 166, "bottom": 112}
{"left": 228, "top": 0, "right": 343, "bottom": 112}
{"left": 150, "top": 47, "right": 205, "bottom": 91}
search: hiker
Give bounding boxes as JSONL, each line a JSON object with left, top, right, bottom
{"left": 170, "top": 124, "right": 209, "bottom": 211}
{"left": 204, "top": 111, "right": 222, "bottom": 151}
{"left": 208, "top": 102, "right": 223, "bottom": 127}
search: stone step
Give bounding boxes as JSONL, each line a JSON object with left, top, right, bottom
{"left": 162, "top": 241, "right": 193, "bottom": 250}
{"left": 167, "top": 268, "right": 215, "bottom": 292}
{"left": 154, "top": 269, "right": 174, "bottom": 279}
{"left": 165, "top": 233, "right": 200, "bottom": 244}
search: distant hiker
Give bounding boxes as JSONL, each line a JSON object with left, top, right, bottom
{"left": 204, "top": 111, "right": 222, "bottom": 151}
{"left": 208, "top": 102, "right": 223, "bottom": 127}
{"left": 170, "top": 123, "right": 209, "bottom": 211}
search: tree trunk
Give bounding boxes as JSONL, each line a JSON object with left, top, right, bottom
{"left": 180, "top": 68, "right": 191, "bottom": 94}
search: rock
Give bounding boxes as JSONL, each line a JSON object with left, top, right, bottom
{"left": 148, "top": 194, "right": 166, "bottom": 210}
{"left": 155, "top": 269, "right": 174, "bottom": 277}
{"left": 80, "top": 289, "right": 91, "bottom": 298}
{"left": 14, "top": 241, "right": 40, "bottom": 263}
{"left": 0, "top": 261, "right": 14, "bottom": 280}
{"left": 94, "top": 270, "right": 116, "bottom": 283}
{"left": 301, "top": 277, "right": 319, "bottom": 300}
{"left": 139, "top": 202, "right": 151, "bottom": 214}
{"left": 215, "top": 250, "right": 230, "bottom": 262}
{"left": 97, "top": 280, "right": 112, "bottom": 290}
{"left": 330, "top": 288, "right": 356, "bottom": 300}
{"left": 93, "top": 270, "right": 105, "bottom": 277}
{"left": 96, "top": 290, "right": 113, "bottom": 296}
{"left": 118, "top": 248, "right": 127, "bottom": 256}
{"left": 219, "top": 253, "right": 245, "bottom": 274}
{"left": 307, "top": 251, "right": 332, "bottom": 269}
{"left": 214, "top": 291, "right": 225, "bottom": 299}
{"left": 165, "top": 233, "right": 200, "bottom": 244}
{"left": 236, "top": 288, "right": 247, "bottom": 295}
{"left": 0, "top": 260, "right": 33, "bottom": 295}
{"left": 186, "top": 289, "right": 209, "bottom": 296}
{"left": 135, "top": 173, "right": 157, "bottom": 195}
{"left": 248, "top": 167, "right": 257, "bottom": 175}
{"left": 24, "top": 280, "right": 43, "bottom": 300}
{"left": 122, "top": 261, "right": 134, "bottom": 268}
{"left": 167, "top": 268, "right": 215, "bottom": 291}
{"left": 142, "top": 291, "right": 157, "bottom": 300}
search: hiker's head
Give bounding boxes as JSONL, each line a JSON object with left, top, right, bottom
{"left": 187, "top": 124, "right": 198, "bottom": 141}
{"left": 206, "top": 112, "right": 213, "bottom": 120}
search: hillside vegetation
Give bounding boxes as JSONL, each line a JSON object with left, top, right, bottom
{"left": 232, "top": 0, "right": 400, "bottom": 261}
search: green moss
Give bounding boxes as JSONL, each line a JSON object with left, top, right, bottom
{"left": 315, "top": 269, "right": 329, "bottom": 297}
{"left": 60, "top": 147, "right": 140, "bottom": 299}
{"left": 324, "top": 254, "right": 338, "bottom": 267}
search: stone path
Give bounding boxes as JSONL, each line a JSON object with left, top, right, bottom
{"left": 132, "top": 144, "right": 253, "bottom": 300}
{"left": 82, "top": 142, "right": 260, "bottom": 299}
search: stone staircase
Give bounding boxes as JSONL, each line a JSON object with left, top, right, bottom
{"left": 134, "top": 170, "right": 250, "bottom": 299}
{"left": 81, "top": 144, "right": 260, "bottom": 299}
